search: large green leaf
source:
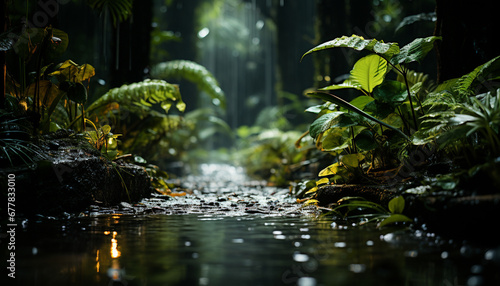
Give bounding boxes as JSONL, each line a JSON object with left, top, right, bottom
{"left": 309, "top": 111, "right": 357, "bottom": 139}
{"left": 320, "top": 79, "right": 362, "bottom": 92}
{"left": 373, "top": 80, "right": 407, "bottom": 103}
{"left": 350, "top": 54, "right": 388, "bottom": 93}
{"left": 390, "top": 36, "right": 441, "bottom": 65}
{"left": 307, "top": 91, "right": 410, "bottom": 141}
{"left": 301, "top": 34, "right": 400, "bottom": 61}
{"left": 321, "top": 128, "right": 350, "bottom": 152}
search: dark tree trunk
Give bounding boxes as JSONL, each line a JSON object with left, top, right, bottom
{"left": 275, "top": 1, "right": 315, "bottom": 97}
{"left": 110, "top": 0, "right": 153, "bottom": 87}
{"left": 434, "top": 0, "right": 500, "bottom": 82}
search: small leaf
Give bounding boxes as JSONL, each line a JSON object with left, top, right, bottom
{"left": 316, "top": 177, "right": 330, "bottom": 186}
{"left": 305, "top": 186, "right": 318, "bottom": 195}
{"left": 378, "top": 214, "right": 412, "bottom": 228}
{"left": 319, "top": 162, "right": 342, "bottom": 177}
{"left": 388, "top": 196, "right": 405, "bottom": 214}
{"left": 303, "top": 199, "right": 319, "bottom": 207}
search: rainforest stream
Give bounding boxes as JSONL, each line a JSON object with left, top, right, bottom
{"left": 8, "top": 165, "right": 500, "bottom": 286}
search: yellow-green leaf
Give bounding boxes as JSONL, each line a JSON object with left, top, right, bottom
{"left": 316, "top": 177, "right": 330, "bottom": 186}
{"left": 340, "top": 153, "right": 365, "bottom": 168}
{"left": 319, "top": 162, "right": 342, "bottom": 177}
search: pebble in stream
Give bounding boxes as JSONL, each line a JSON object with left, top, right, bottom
{"left": 87, "top": 164, "right": 317, "bottom": 217}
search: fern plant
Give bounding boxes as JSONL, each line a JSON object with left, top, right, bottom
{"left": 150, "top": 60, "right": 226, "bottom": 109}
{"left": 86, "top": 79, "right": 185, "bottom": 120}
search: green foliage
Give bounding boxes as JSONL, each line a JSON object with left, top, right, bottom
{"left": 301, "top": 34, "right": 440, "bottom": 184}
{"left": 82, "top": 121, "right": 120, "bottom": 160}
{"left": 151, "top": 60, "right": 226, "bottom": 109}
{"left": 301, "top": 35, "right": 400, "bottom": 61}
{"left": 322, "top": 196, "right": 412, "bottom": 228}
{"left": 87, "top": 79, "right": 185, "bottom": 117}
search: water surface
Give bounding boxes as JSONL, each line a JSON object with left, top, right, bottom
{"left": 12, "top": 213, "right": 499, "bottom": 286}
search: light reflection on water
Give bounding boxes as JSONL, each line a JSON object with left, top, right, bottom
{"left": 14, "top": 214, "right": 498, "bottom": 286}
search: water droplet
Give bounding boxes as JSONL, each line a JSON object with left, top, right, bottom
{"left": 441, "top": 251, "right": 449, "bottom": 259}
{"left": 293, "top": 253, "right": 309, "bottom": 262}
{"left": 349, "top": 264, "right": 366, "bottom": 273}
{"left": 297, "top": 277, "right": 316, "bottom": 286}
{"left": 334, "top": 242, "right": 346, "bottom": 248}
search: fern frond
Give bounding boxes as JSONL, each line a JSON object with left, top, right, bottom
{"left": 86, "top": 79, "right": 185, "bottom": 119}
{"left": 456, "top": 55, "right": 500, "bottom": 96}
{"left": 150, "top": 60, "right": 226, "bottom": 109}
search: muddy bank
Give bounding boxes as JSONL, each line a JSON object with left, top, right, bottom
{"left": 1, "top": 130, "right": 152, "bottom": 216}
{"left": 314, "top": 184, "right": 500, "bottom": 244}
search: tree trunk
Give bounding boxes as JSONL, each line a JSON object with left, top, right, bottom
{"left": 109, "top": 0, "right": 153, "bottom": 87}
{"left": 0, "top": 0, "right": 7, "bottom": 109}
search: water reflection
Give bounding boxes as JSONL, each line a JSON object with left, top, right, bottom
{"left": 14, "top": 214, "right": 500, "bottom": 286}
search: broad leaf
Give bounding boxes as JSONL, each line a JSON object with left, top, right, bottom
{"left": 307, "top": 91, "right": 410, "bottom": 141}
{"left": 49, "top": 60, "right": 95, "bottom": 83}
{"left": 388, "top": 196, "right": 405, "bottom": 214}
{"left": 390, "top": 36, "right": 441, "bottom": 65}
{"left": 373, "top": 80, "right": 407, "bottom": 103}
{"left": 320, "top": 79, "right": 362, "bottom": 92}
{"left": 350, "top": 54, "right": 388, "bottom": 93}
{"left": 355, "top": 129, "right": 378, "bottom": 151}
{"left": 301, "top": 34, "right": 400, "bottom": 60}
{"left": 321, "top": 128, "right": 350, "bottom": 152}
{"left": 378, "top": 214, "right": 413, "bottom": 228}
{"left": 309, "top": 111, "right": 357, "bottom": 139}
{"left": 341, "top": 153, "right": 365, "bottom": 168}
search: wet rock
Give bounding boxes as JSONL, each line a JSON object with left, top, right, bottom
{"left": 2, "top": 130, "right": 153, "bottom": 216}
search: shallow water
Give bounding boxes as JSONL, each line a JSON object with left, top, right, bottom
{"left": 7, "top": 164, "right": 500, "bottom": 285}
{"left": 10, "top": 212, "right": 500, "bottom": 286}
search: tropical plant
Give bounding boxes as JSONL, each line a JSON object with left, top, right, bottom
{"left": 300, "top": 35, "right": 441, "bottom": 185}
{"left": 413, "top": 56, "right": 500, "bottom": 165}
{"left": 150, "top": 60, "right": 226, "bottom": 109}
{"left": 320, "top": 195, "right": 412, "bottom": 228}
